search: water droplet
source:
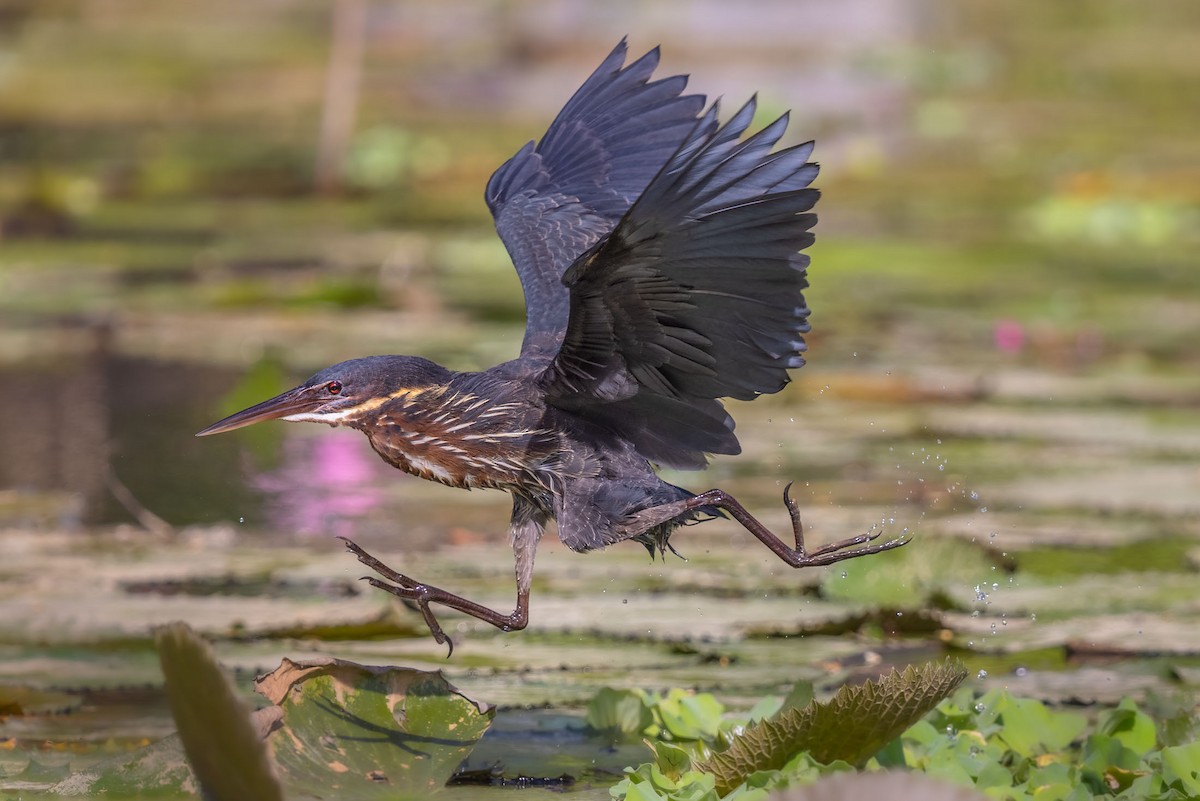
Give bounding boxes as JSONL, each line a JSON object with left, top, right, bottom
{"left": 1015, "top": 666, "right": 1028, "bottom": 677}
{"left": 977, "top": 669, "right": 988, "bottom": 679}
{"left": 622, "top": 599, "right": 628, "bottom": 604}
{"left": 980, "top": 506, "right": 988, "bottom": 513}
{"left": 238, "top": 517, "right": 244, "bottom": 524}
{"left": 969, "top": 491, "right": 979, "bottom": 501}
{"left": 974, "top": 702, "right": 986, "bottom": 713}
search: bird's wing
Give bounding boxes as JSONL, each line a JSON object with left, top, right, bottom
{"left": 486, "top": 40, "right": 705, "bottom": 363}
{"left": 536, "top": 97, "right": 819, "bottom": 469}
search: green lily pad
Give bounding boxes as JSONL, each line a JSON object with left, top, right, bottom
{"left": 764, "top": 769, "right": 989, "bottom": 800}
{"left": 49, "top": 734, "right": 195, "bottom": 797}
{"left": 990, "top": 693, "right": 1087, "bottom": 758}
{"left": 254, "top": 657, "right": 495, "bottom": 799}
{"left": 819, "top": 536, "right": 1004, "bottom": 609}
{"left": 585, "top": 687, "right": 655, "bottom": 738}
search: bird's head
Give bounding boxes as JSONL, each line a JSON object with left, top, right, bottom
{"left": 196, "top": 355, "right": 451, "bottom": 436}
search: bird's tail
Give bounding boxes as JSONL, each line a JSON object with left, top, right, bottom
{"left": 633, "top": 482, "right": 722, "bottom": 560}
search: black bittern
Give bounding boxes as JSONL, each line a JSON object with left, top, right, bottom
{"left": 198, "top": 40, "right": 908, "bottom": 653}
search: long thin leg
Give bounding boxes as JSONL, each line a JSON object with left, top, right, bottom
{"left": 340, "top": 497, "right": 546, "bottom": 656}
{"left": 685, "top": 483, "right": 910, "bottom": 567}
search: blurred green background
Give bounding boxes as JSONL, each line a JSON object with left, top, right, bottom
{"left": 1, "top": 0, "right": 1199, "bottom": 793}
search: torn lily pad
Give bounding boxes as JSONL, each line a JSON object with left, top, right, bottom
{"left": 254, "top": 657, "right": 495, "bottom": 799}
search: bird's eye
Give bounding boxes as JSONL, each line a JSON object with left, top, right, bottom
{"left": 325, "top": 381, "right": 343, "bottom": 395}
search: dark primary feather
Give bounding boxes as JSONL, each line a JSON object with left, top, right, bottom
{"left": 485, "top": 39, "right": 706, "bottom": 363}
{"left": 537, "top": 96, "right": 819, "bottom": 469}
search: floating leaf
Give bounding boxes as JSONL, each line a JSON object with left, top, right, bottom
{"left": 1096, "top": 697, "right": 1157, "bottom": 757}
{"left": 763, "top": 769, "right": 989, "bottom": 800}
{"left": 51, "top": 735, "right": 194, "bottom": 796}
{"left": 156, "top": 621, "right": 284, "bottom": 801}
{"left": 992, "top": 695, "right": 1086, "bottom": 758}
{"left": 780, "top": 681, "right": 814, "bottom": 715}
{"left": 820, "top": 537, "right": 1002, "bottom": 609}
{"left": 255, "top": 657, "right": 495, "bottom": 799}
{"left": 10, "top": 757, "right": 71, "bottom": 786}
{"left": 586, "top": 687, "right": 654, "bottom": 738}
{"left": 1160, "top": 740, "right": 1200, "bottom": 797}
{"left": 656, "top": 689, "right": 724, "bottom": 741}
{"left": 697, "top": 660, "right": 966, "bottom": 795}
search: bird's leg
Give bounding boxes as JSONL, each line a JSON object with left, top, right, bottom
{"left": 681, "top": 484, "right": 910, "bottom": 567}
{"left": 338, "top": 504, "right": 544, "bottom": 656}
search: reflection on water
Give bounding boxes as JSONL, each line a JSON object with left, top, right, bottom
{"left": 0, "top": 327, "right": 110, "bottom": 527}
{"left": 251, "top": 430, "right": 386, "bottom": 538}
{"left": 0, "top": 335, "right": 394, "bottom": 531}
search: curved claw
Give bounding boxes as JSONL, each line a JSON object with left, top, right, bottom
{"left": 781, "top": 481, "right": 804, "bottom": 550}
{"left": 359, "top": 576, "right": 455, "bottom": 656}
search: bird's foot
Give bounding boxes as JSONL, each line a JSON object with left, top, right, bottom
{"left": 780, "top": 483, "right": 911, "bottom": 566}
{"left": 684, "top": 486, "right": 911, "bottom": 570}
{"left": 338, "top": 537, "right": 455, "bottom": 657}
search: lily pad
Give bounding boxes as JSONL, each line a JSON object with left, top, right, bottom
{"left": 765, "top": 769, "right": 989, "bottom": 800}
{"left": 48, "top": 735, "right": 195, "bottom": 797}
{"left": 254, "top": 657, "right": 495, "bottom": 799}
{"left": 820, "top": 536, "right": 1005, "bottom": 609}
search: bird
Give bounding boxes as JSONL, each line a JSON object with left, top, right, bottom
{"left": 197, "top": 40, "right": 908, "bottom": 654}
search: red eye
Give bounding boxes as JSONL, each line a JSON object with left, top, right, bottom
{"left": 326, "top": 381, "right": 342, "bottom": 395}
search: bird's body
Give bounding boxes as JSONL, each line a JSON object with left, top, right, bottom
{"left": 298, "top": 355, "right": 704, "bottom": 556}
{"left": 198, "top": 41, "right": 907, "bottom": 652}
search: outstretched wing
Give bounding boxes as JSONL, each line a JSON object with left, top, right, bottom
{"left": 537, "top": 97, "right": 819, "bottom": 469}
{"left": 485, "top": 40, "right": 705, "bottom": 363}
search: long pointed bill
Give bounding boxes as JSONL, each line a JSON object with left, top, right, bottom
{"left": 195, "top": 386, "right": 320, "bottom": 437}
